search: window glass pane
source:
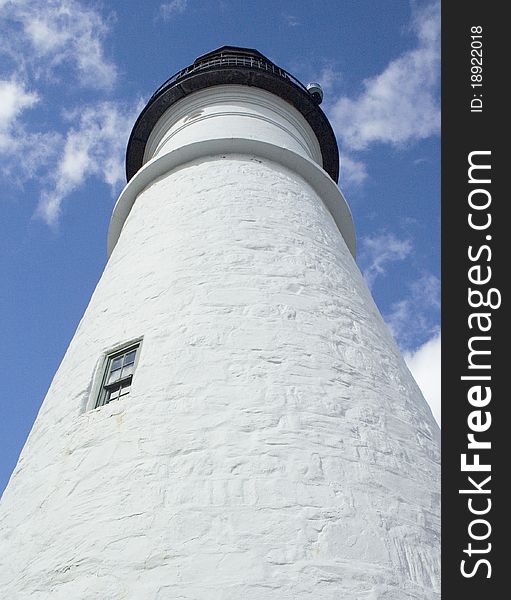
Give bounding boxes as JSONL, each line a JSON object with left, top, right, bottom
{"left": 107, "top": 368, "right": 122, "bottom": 384}
{"left": 111, "top": 356, "right": 123, "bottom": 371}
{"left": 119, "top": 382, "right": 131, "bottom": 397}
{"left": 121, "top": 362, "right": 134, "bottom": 378}
{"left": 107, "top": 387, "right": 120, "bottom": 402}
{"left": 123, "top": 350, "right": 136, "bottom": 365}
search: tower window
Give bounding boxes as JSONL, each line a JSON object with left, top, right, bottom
{"left": 95, "top": 343, "right": 140, "bottom": 408}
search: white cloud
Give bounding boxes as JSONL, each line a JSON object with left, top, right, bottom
{"left": 340, "top": 154, "right": 368, "bottom": 186}
{"left": 0, "top": 79, "right": 58, "bottom": 182}
{"left": 0, "top": 79, "right": 38, "bottom": 146}
{"left": 405, "top": 332, "right": 441, "bottom": 426}
{"left": 37, "top": 101, "right": 142, "bottom": 225}
{"left": 331, "top": 2, "right": 439, "bottom": 151}
{"left": 360, "top": 232, "right": 413, "bottom": 288}
{"left": 0, "top": 1, "right": 129, "bottom": 213}
{"left": 1, "top": 0, "right": 117, "bottom": 90}
{"left": 283, "top": 14, "right": 300, "bottom": 27}
{"left": 160, "top": 0, "right": 188, "bottom": 20}
{"left": 385, "top": 273, "right": 440, "bottom": 350}
{"left": 316, "top": 65, "right": 342, "bottom": 94}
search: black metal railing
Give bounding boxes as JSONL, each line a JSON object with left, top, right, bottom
{"left": 150, "top": 52, "right": 308, "bottom": 101}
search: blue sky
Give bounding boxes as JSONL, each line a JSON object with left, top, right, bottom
{"left": 0, "top": 0, "right": 440, "bottom": 495}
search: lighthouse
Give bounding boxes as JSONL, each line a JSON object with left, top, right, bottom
{"left": 0, "top": 47, "right": 440, "bottom": 598}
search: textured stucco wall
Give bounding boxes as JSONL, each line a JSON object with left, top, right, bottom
{"left": 0, "top": 155, "right": 440, "bottom": 599}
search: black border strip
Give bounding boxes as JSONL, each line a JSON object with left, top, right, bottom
{"left": 442, "top": 2, "right": 504, "bottom": 596}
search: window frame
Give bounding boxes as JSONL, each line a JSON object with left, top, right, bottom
{"left": 90, "top": 338, "right": 142, "bottom": 410}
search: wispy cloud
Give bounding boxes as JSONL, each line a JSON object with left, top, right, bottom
{"left": 360, "top": 232, "right": 413, "bottom": 288}
{"left": 37, "top": 101, "right": 142, "bottom": 226}
{"left": 340, "top": 154, "right": 368, "bottom": 186}
{"left": 405, "top": 331, "right": 441, "bottom": 425}
{"left": 316, "top": 65, "right": 341, "bottom": 92}
{"left": 385, "top": 273, "right": 440, "bottom": 350}
{"left": 316, "top": 1, "right": 440, "bottom": 188}
{"left": 283, "top": 14, "right": 301, "bottom": 27}
{"left": 0, "top": 1, "right": 133, "bottom": 220}
{"left": 160, "top": 0, "right": 188, "bottom": 20}
{"left": 0, "top": 79, "right": 61, "bottom": 182}
{"left": 331, "top": 2, "right": 439, "bottom": 152}
{"left": 1, "top": 0, "right": 117, "bottom": 90}
{"left": 358, "top": 230, "right": 440, "bottom": 358}
{"left": 0, "top": 79, "right": 39, "bottom": 147}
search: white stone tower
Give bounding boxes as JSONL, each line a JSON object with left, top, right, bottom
{"left": 0, "top": 47, "right": 440, "bottom": 598}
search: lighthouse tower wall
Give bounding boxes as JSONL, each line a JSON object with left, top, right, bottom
{"left": 143, "top": 86, "right": 323, "bottom": 165}
{"left": 0, "top": 66, "right": 440, "bottom": 599}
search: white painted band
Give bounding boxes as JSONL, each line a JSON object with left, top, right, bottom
{"left": 108, "top": 138, "right": 356, "bottom": 259}
{"left": 143, "top": 85, "right": 323, "bottom": 167}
